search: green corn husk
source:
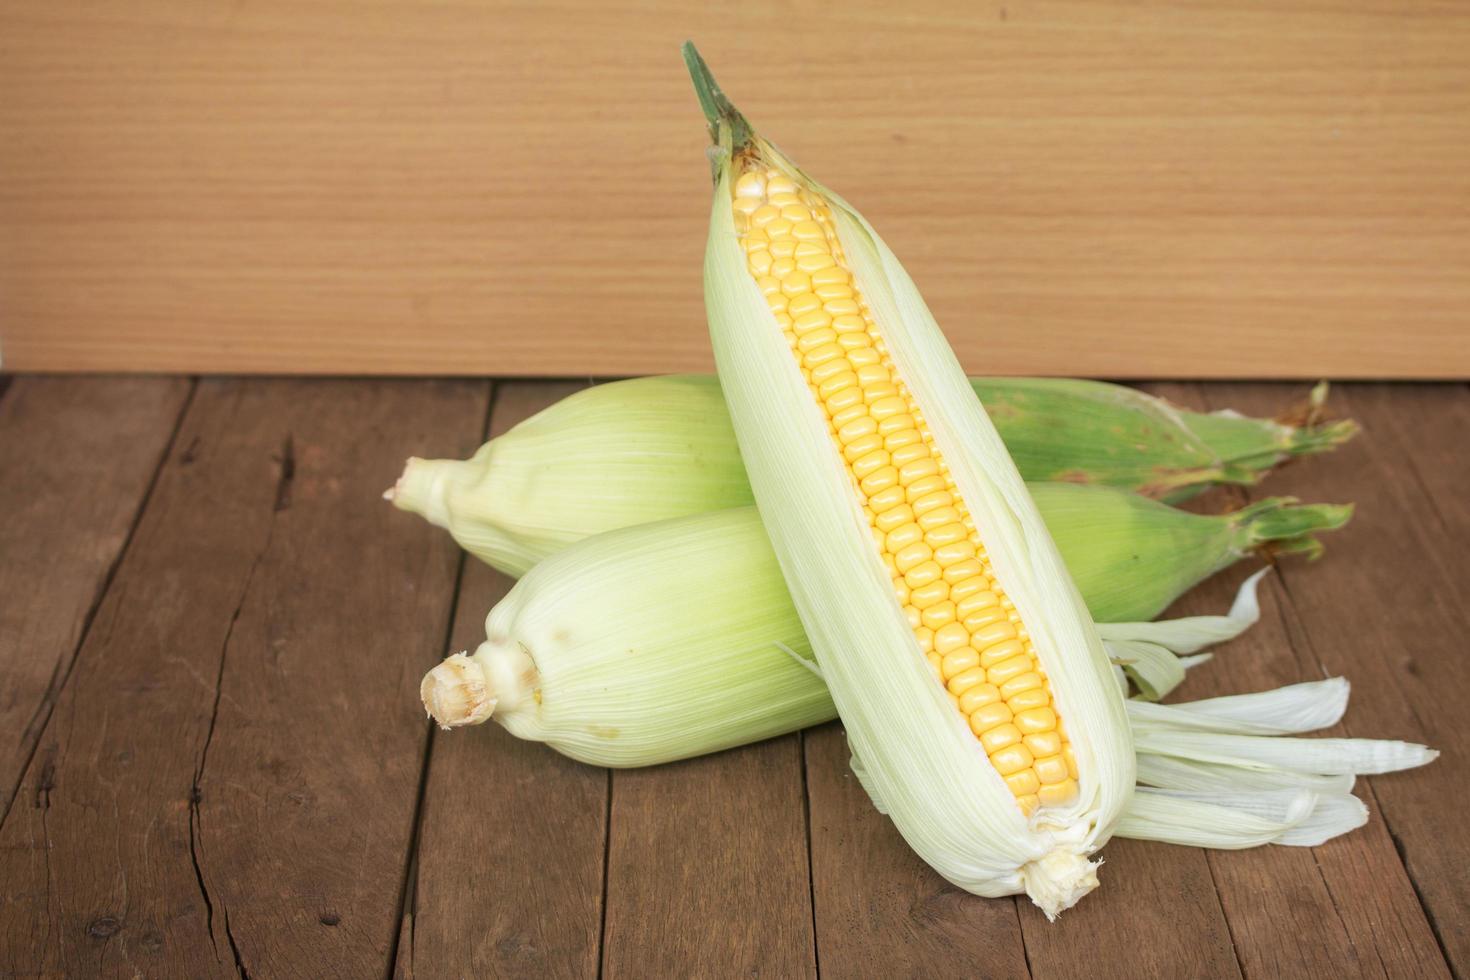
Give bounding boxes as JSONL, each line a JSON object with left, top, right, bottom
{"left": 391, "top": 430, "right": 1350, "bottom": 623}
{"left": 387, "top": 393, "right": 1353, "bottom": 593}
{"left": 419, "top": 510, "right": 1433, "bottom": 870}
{"left": 1031, "top": 484, "right": 1350, "bottom": 623}
{"left": 387, "top": 374, "right": 1355, "bottom": 575}
{"left": 973, "top": 378, "right": 1357, "bottom": 502}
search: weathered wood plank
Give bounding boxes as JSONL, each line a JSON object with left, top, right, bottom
{"left": 1197, "top": 383, "right": 1466, "bottom": 977}
{"left": 804, "top": 722, "right": 1031, "bottom": 980}
{"left": 0, "top": 376, "right": 190, "bottom": 818}
{"left": 0, "top": 378, "right": 482, "bottom": 978}
{"left": 601, "top": 735, "right": 815, "bottom": 979}
{"left": 1144, "top": 381, "right": 1450, "bottom": 980}
{"left": 404, "top": 381, "right": 610, "bottom": 979}
{"left": 1017, "top": 835, "right": 1242, "bottom": 979}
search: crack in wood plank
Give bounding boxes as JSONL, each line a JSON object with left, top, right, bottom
{"left": 0, "top": 379, "right": 196, "bottom": 829}
{"left": 387, "top": 381, "right": 495, "bottom": 980}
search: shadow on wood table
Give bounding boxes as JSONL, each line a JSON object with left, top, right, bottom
{"left": 0, "top": 377, "right": 1463, "bottom": 978}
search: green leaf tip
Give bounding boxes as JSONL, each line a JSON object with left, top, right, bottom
{"left": 681, "top": 41, "right": 752, "bottom": 150}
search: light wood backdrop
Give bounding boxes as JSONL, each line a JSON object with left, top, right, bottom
{"left": 2, "top": 1, "right": 1467, "bottom": 378}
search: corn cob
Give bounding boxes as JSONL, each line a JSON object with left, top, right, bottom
{"left": 420, "top": 510, "right": 1434, "bottom": 870}
{"left": 684, "top": 47, "right": 1136, "bottom": 914}
{"left": 388, "top": 374, "right": 1354, "bottom": 574}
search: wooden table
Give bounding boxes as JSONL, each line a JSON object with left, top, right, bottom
{"left": 1, "top": 376, "right": 1463, "bottom": 978}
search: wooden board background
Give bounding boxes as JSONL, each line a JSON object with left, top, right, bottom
{"left": 1, "top": 0, "right": 1468, "bottom": 378}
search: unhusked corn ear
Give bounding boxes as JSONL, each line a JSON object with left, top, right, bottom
{"left": 416, "top": 452, "right": 1434, "bottom": 879}
{"left": 688, "top": 44, "right": 1132, "bottom": 916}
{"left": 388, "top": 378, "right": 1352, "bottom": 596}
{"left": 420, "top": 506, "right": 1263, "bottom": 758}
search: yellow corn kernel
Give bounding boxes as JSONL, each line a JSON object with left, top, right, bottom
{"left": 732, "top": 159, "right": 1078, "bottom": 819}
{"left": 988, "top": 741, "right": 1032, "bottom": 774}
{"left": 958, "top": 683, "right": 1001, "bottom": 714}
{"left": 1023, "top": 731, "right": 1062, "bottom": 758}
{"left": 1008, "top": 687, "right": 1052, "bottom": 713}
{"left": 1038, "top": 780, "right": 1079, "bottom": 807}
{"left": 909, "top": 579, "right": 950, "bottom": 610}
{"left": 940, "top": 644, "right": 979, "bottom": 676}
{"left": 920, "top": 601, "right": 956, "bottom": 630}
{"left": 1034, "top": 754, "right": 1070, "bottom": 785}
{"left": 946, "top": 667, "right": 987, "bottom": 696}
{"left": 969, "top": 701, "right": 1013, "bottom": 734}
{"left": 978, "top": 636, "right": 1025, "bottom": 667}
{"left": 1005, "top": 770, "right": 1041, "bottom": 798}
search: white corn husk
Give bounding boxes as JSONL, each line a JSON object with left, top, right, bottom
{"left": 1119, "top": 680, "right": 1436, "bottom": 849}
{"left": 423, "top": 509, "right": 1265, "bottom": 760}
{"left": 420, "top": 510, "right": 1435, "bottom": 868}
{"left": 689, "top": 50, "right": 1132, "bottom": 917}
{"left": 1105, "top": 568, "right": 1267, "bottom": 699}
{"left": 421, "top": 510, "right": 1267, "bottom": 754}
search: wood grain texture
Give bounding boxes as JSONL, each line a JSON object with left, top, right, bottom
{"left": 601, "top": 737, "right": 816, "bottom": 979}
{"left": 803, "top": 722, "right": 1032, "bottom": 980}
{"left": 0, "top": 377, "right": 189, "bottom": 817}
{"left": 2, "top": 2, "right": 1468, "bottom": 377}
{"left": 403, "top": 381, "right": 611, "bottom": 980}
{"left": 1147, "top": 382, "right": 1451, "bottom": 980}
{"left": 1016, "top": 834, "right": 1243, "bottom": 979}
{"left": 0, "top": 378, "right": 482, "bottom": 978}
{"left": 1198, "top": 383, "right": 1468, "bottom": 977}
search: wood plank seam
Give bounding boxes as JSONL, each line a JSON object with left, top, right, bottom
{"left": 797, "top": 729, "right": 821, "bottom": 980}
{"left": 0, "top": 378, "right": 197, "bottom": 832}
{"left": 1172, "top": 402, "right": 1317, "bottom": 980}
{"left": 1385, "top": 829, "right": 1454, "bottom": 977}
{"left": 596, "top": 767, "right": 612, "bottom": 980}
{"left": 1257, "top": 382, "right": 1467, "bottom": 975}
{"left": 389, "top": 379, "right": 495, "bottom": 980}
{"left": 1196, "top": 833, "right": 1249, "bottom": 980}
{"left": 1015, "top": 898, "right": 1035, "bottom": 980}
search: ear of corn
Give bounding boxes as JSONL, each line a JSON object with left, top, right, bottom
{"left": 421, "top": 505, "right": 1260, "bottom": 753}
{"left": 418, "top": 512, "right": 1433, "bottom": 861}
{"left": 390, "top": 428, "right": 1351, "bottom": 613}
{"left": 387, "top": 374, "right": 1355, "bottom": 575}
{"left": 685, "top": 46, "right": 1135, "bottom": 915}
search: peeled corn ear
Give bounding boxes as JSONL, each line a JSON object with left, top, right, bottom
{"left": 686, "top": 44, "right": 1133, "bottom": 917}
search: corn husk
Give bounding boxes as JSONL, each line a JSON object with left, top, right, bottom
{"left": 390, "top": 443, "right": 1350, "bottom": 611}
{"left": 685, "top": 45, "right": 1134, "bottom": 915}
{"left": 421, "top": 512, "right": 1433, "bottom": 874}
{"left": 422, "top": 506, "right": 1257, "bottom": 758}
{"left": 973, "top": 377, "right": 1356, "bottom": 501}
{"left": 388, "top": 376, "right": 1354, "bottom": 578}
